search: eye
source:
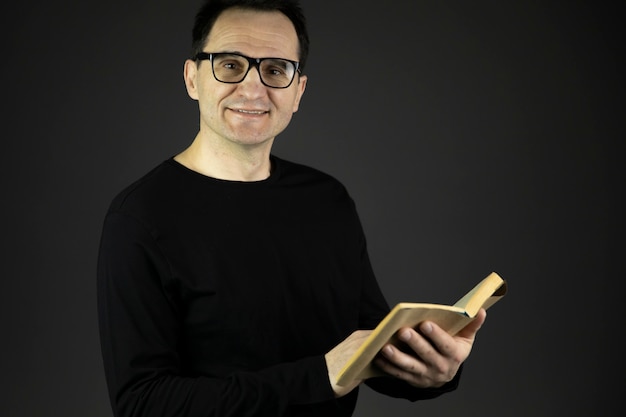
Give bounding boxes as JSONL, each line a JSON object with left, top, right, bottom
{"left": 265, "top": 66, "right": 287, "bottom": 76}
{"left": 261, "top": 60, "right": 292, "bottom": 78}
{"left": 213, "top": 55, "right": 247, "bottom": 72}
{"left": 221, "top": 60, "right": 243, "bottom": 71}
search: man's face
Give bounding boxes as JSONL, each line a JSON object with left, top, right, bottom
{"left": 184, "top": 8, "right": 307, "bottom": 148}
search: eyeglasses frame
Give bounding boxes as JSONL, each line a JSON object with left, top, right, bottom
{"left": 194, "top": 52, "right": 301, "bottom": 89}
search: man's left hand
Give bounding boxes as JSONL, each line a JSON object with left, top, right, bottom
{"left": 374, "top": 308, "right": 487, "bottom": 388}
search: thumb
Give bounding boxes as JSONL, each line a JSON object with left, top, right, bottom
{"left": 456, "top": 308, "right": 487, "bottom": 341}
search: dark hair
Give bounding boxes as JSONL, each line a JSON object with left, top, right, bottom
{"left": 191, "top": 0, "right": 310, "bottom": 70}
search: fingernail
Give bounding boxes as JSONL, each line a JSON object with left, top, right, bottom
{"left": 421, "top": 322, "right": 433, "bottom": 334}
{"left": 383, "top": 345, "right": 394, "bottom": 357}
{"left": 399, "top": 330, "right": 412, "bottom": 342}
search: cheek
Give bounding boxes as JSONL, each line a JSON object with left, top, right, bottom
{"left": 274, "top": 96, "right": 298, "bottom": 119}
{"left": 274, "top": 91, "right": 302, "bottom": 115}
{"left": 198, "top": 83, "right": 228, "bottom": 112}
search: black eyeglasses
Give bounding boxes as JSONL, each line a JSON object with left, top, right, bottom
{"left": 195, "top": 52, "right": 301, "bottom": 89}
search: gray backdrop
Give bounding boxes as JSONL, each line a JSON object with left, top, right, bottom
{"left": 2, "top": 0, "right": 623, "bottom": 416}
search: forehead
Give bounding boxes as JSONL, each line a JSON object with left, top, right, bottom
{"left": 205, "top": 8, "right": 299, "bottom": 60}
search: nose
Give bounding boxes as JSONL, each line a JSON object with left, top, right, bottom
{"left": 235, "top": 65, "right": 267, "bottom": 99}
{"left": 239, "top": 64, "right": 266, "bottom": 89}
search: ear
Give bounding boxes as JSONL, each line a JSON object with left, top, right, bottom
{"left": 292, "top": 74, "right": 307, "bottom": 113}
{"left": 183, "top": 59, "right": 199, "bottom": 100}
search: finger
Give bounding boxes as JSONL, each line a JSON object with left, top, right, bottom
{"left": 376, "top": 346, "right": 429, "bottom": 385}
{"left": 380, "top": 342, "right": 426, "bottom": 373}
{"left": 376, "top": 346, "right": 446, "bottom": 388}
{"left": 396, "top": 327, "right": 445, "bottom": 365}
{"left": 456, "top": 308, "right": 487, "bottom": 341}
{"left": 410, "top": 321, "right": 457, "bottom": 356}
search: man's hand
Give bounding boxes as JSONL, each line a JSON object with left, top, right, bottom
{"left": 325, "top": 309, "right": 487, "bottom": 397}
{"left": 374, "top": 308, "right": 487, "bottom": 388}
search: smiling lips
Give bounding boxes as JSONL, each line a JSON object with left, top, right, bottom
{"left": 232, "top": 108, "right": 268, "bottom": 115}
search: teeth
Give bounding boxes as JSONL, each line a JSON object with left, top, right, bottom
{"left": 237, "top": 109, "right": 265, "bottom": 115}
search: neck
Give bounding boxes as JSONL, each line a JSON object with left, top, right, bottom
{"left": 175, "top": 132, "right": 273, "bottom": 181}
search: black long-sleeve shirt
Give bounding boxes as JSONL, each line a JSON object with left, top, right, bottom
{"left": 97, "top": 156, "right": 459, "bottom": 417}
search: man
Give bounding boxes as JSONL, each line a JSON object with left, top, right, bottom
{"left": 97, "top": 0, "right": 487, "bottom": 416}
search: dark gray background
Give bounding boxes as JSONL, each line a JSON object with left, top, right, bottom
{"left": 2, "top": 1, "right": 623, "bottom": 416}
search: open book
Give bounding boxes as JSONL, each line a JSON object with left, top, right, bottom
{"left": 336, "top": 272, "right": 507, "bottom": 386}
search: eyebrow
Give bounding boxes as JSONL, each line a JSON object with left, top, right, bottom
{"left": 212, "top": 51, "right": 295, "bottom": 61}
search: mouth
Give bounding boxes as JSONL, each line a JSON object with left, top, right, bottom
{"left": 231, "top": 108, "right": 269, "bottom": 115}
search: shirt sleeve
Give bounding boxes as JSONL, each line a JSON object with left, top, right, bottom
{"left": 97, "top": 211, "right": 337, "bottom": 417}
